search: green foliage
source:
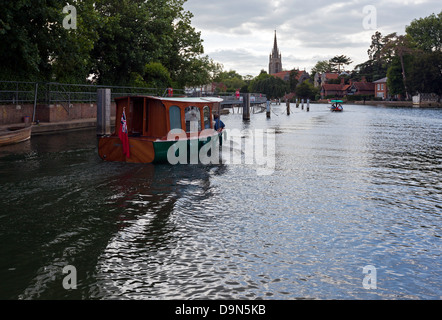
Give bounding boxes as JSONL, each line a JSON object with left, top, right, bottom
{"left": 0, "top": 0, "right": 65, "bottom": 81}
{"left": 355, "top": 11, "right": 442, "bottom": 98}
{"left": 0, "top": 0, "right": 215, "bottom": 87}
{"left": 249, "top": 74, "right": 288, "bottom": 99}
{"left": 143, "top": 62, "right": 172, "bottom": 89}
{"left": 407, "top": 51, "right": 442, "bottom": 96}
{"left": 295, "top": 81, "right": 319, "bottom": 100}
{"left": 406, "top": 11, "right": 442, "bottom": 52}
{"left": 289, "top": 70, "right": 299, "bottom": 92}
{"left": 387, "top": 57, "right": 406, "bottom": 96}
{"left": 311, "top": 60, "right": 335, "bottom": 74}
{"left": 329, "top": 55, "right": 352, "bottom": 73}
{"left": 213, "top": 70, "right": 246, "bottom": 92}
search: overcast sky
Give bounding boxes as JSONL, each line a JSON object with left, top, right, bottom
{"left": 183, "top": 0, "right": 441, "bottom": 77}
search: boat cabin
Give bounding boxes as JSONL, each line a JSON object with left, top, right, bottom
{"left": 99, "top": 95, "right": 223, "bottom": 163}
{"left": 114, "top": 96, "right": 222, "bottom": 140}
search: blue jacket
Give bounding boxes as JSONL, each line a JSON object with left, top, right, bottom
{"left": 214, "top": 119, "right": 225, "bottom": 131}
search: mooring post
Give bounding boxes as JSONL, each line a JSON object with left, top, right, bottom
{"left": 97, "top": 88, "right": 111, "bottom": 136}
{"left": 243, "top": 93, "right": 250, "bottom": 121}
{"left": 32, "top": 82, "right": 38, "bottom": 123}
{"left": 286, "top": 100, "right": 290, "bottom": 115}
{"left": 266, "top": 100, "right": 271, "bottom": 118}
{"left": 307, "top": 99, "right": 310, "bottom": 112}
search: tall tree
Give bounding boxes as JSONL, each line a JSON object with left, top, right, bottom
{"left": 381, "top": 33, "right": 415, "bottom": 100}
{"left": 311, "top": 60, "right": 335, "bottom": 74}
{"left": 406, "top": 11, "right": 442, "bottom": 52}
{"left": 90, "top": 0, "right": 213, "bottom": 87}
{"left": 249, "top": 75, "right": 288, "bottom": 99}
{"left": 0, "top": 0, "right": 70, "bottom": 81}
{"left": 329, "top": 55, "right": 353, "bottom": 73}
{"left": 296, "top": 81, "right": 318, "bottom": 100}
{"left": 289, "top": 70, "right": 299, "bottom": 92}
{"left": 387, "top": 56, "right": 408, "bottom": 98}
{"left": 407, "top": 51, "right": 442, "bottom": 99}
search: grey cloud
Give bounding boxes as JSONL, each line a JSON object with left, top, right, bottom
{"left": 184, "top": 0, "right": 441, "bottom": 74}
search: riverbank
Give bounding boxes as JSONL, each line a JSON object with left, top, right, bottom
{"left": 316, "top": 99, "right": 441, "bottom": 108}
{"left": 0, "top": 118, "right": 115, "bottom": 136}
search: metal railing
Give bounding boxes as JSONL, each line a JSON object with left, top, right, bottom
{"left": 217, "top": 93, "right": 267, "bottom": 105}
{"left": 0, "top": 81, "right": 186, "bottom": 105}
{"left": 0, "top": 81, "right": 37, "bottom": 104}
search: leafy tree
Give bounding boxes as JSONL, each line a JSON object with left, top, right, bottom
{"left": 311, "top": 60, "right": 335, "bottom": 74}
{"left": 387, "top": 56, "right": 408, "bottom": 97}
{"left": 248, "top": 70, "right": 271, "bottom": 92}
{"left": 407, "top": 51, "right": 442, "bottom": 98}
{"left": 289, "top": 70, "right": 299, "bottom": 92}
{"left": 296, "top": 81, "right": 319, "bottom": 100}
{"left": 406, "top": 11, "right": 442, "bottom": 52}
{"left": 212, "top": 70, "right": 246, "bottom": 92}
{"left": 142, "top": 62, "right": 172, "bottom": 89}
{"left": 52, "top": 0, "right": 100, "bottom": 83}
{"left": 90, "top": 0, "right": 214, "bottom": 87}
{"left": 0, "top": 0, "right": 73, "bottom": 81}
{"left": 381, "top": 33, "right": 416, "bottom": 99}
{"left": 249, "top": 74, "right": 288, "bottom": 99}
{"left": 329, "top": 55, "right": 353, "bottom": 73}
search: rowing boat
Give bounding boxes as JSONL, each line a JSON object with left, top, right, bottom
{"left": 0, "top": 125, "right": 32, "bottom": 146}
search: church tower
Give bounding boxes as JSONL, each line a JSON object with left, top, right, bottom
{"left": 269, "top": 31, "right": 282, "bottom": 74}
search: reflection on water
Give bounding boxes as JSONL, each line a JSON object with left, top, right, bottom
{"left": 0, "top": 104, "right": 441, "bottom": 300}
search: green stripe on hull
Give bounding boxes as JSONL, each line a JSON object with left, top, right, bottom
{"left": 152, "top": 133, "right": 221, "bottom": 163}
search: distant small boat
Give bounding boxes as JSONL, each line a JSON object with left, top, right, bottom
{"left": 330, "top": 100, "right": 344, "bottom": 112}
{"left": 0, "top": 125, "right": 32, "bottom": 146}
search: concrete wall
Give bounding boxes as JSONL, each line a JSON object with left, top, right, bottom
{"left": 0, "top": 102, "right": 116, "bottom": 125}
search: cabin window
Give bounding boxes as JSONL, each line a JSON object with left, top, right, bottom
{"left": 169, "top": 106, "right": 182, "bottom": 131}
{"left": 130, "top": 98, "right": 144, "bottom": 136}
{"left": 185, "top": 106, "right": 201, "bottom": 133}
{"left": 203, "top": 106, "right": 211, "bottom": 129}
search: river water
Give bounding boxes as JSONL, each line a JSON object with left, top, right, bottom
{"left": 0, "top": 103, "right": 441, "bottom": 300}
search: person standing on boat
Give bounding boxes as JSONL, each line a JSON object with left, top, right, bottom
{"left": 214, "top": 114, "right": 225, "bottom": 132}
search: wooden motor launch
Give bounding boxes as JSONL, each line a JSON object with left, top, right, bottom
{"left": 98, "top": 96, "right": 224, "bottom": 164}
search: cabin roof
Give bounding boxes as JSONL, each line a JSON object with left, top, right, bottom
{"left": 114, "top": 95, "right": 223, "bottom": 104}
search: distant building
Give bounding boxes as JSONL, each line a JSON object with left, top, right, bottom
{"left": 320, "top": 77, "right": 375, "bottom": 98}
{"left": 314, "top": 73, "right": 339, "bottom": 87}
{"left": 347, "top": 77, "right": 375, "bottom": 96}
{"left": 269, "top": 31, "right": 282, "bottom": 75}
{"left": 373, "top": 77, "right": 388, "bottom": 99}
{"left": 272, "top": 69, "right": 310, "bottom": 84}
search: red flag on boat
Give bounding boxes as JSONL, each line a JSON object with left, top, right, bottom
{"left": 118, "top": 108, "right": 130, "bottom": 158}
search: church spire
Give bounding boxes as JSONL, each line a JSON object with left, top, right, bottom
{"left": 269, "top": 30, "right": 282, "bottom": 74}
{"left": 273, "top": 30, "right": 279, "bottom": 56}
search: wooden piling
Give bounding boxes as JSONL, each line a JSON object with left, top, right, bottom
{"left": 32, "top": 83, "right": 38, "bottom": 123}
{"left": 97, "top": 88, "right": 111, "bottom": 136}
{"left": 243, "top": 93, "right": 250, "bottom": 121}
{"left": 266, "top": 100, "right": 271, "bottom": 118}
